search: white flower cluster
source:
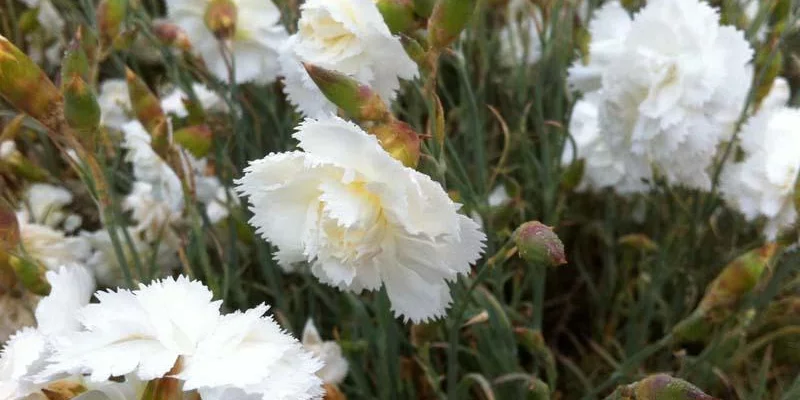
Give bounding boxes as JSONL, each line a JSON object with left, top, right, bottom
{"left": 721, "top": 79, "right": 800, "bottom": 240}
{"left": 237, "top": 115, "right": 486, "bottom": 322}
{"left": 0, "top": 268, "right": 324, "bottom": 400}
{"left": 565, "top": 0, "right": 754, "bottom": 192}
{"left": 279, "top": 0, "right": 419, "bottom": 116}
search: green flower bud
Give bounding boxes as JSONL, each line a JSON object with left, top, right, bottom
{"left": 8, "top": 255, "right": 50, "bottom": 296}
{"left": 428, "top": 0, "right": 477, "bottom": 49}
{"left": 413, "top": 0, "right": 436, "bottom": 18}
{"left": 375, "top": 0, "right": 417, "bottom": 34}
{"left": 698, "top": 243, "right": 777, "bottom": 313}
{"left": 63, "top": 76, "right": 101, "bottom": 135}
{"left": 303, "top": 63, "right": 390, "bottom": 122}
{"left": 514, "top": 221, "right": 567, "bottom": 267}
{"left": 125, "top": 67, "right": 168, "bottom": 151}
{"left": 0, "top": 35, "right": 63, "bottom": 131}
{"left": 61, "top": 30, "right": 91, "bottom": 84}
{"left": 174, "top": 124, "right": 213, "bottom": 158}
{"left": 97, "top": 0, "right": 128, "bottom": 46}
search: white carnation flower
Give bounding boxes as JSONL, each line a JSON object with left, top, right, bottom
{"left": 499, "top": 0, "right": 544, "bottom": 67}
{"left": 161, "top": 84, "right": 228, "bottom": 117}
{"left": 1, "top": 264, "right": 95, "bottom": 399}
{"left": 18, "top": 183, "right": 81, "bottom": 229}
{"left": 35, "top": 265, "right": 95, "bottom": 337}
{"left": 43, "top": 277, "right": 323, "bottom": 400}
{"left": 166, "top": 0, "right": 288, "bottom": 84}
{"left": 301, "top": 320, "right": 348, "bottom": 385}
{"left": 562, "top": 92, "right": 648, "bottom": 193}
{"left": 98, "top": 80, "right": 133, "bottom": 129}
{"left": 121, "top": 120, "right": 184, "bottom": 213}
{"left": 721, "top": 106, "right": 800, "bottom": 240}
{"left": 569, "top": 0, "right": 753, "bottom": 190}
{"left": 279, "top": 0, "right": 418, "bottom": 117}
{"left": 236, "top": 115, "right": 486, "bottom": 322}
{"left": 0, "top": 327, "right": 47, "bottom": 399}
{"left": 19, "top": 221, "right": 91, "bottom": 270}
{"left": 123, "top": 182, "right": 183, "bottom": 246}
{"left": 81, "top": 228, "right": 180, "bottom": 287}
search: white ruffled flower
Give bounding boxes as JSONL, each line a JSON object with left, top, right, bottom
{"left": 35, "top": 265, "right": 95, "bottom": 337}
{"left": 18, "top": 184, "right": 81, "bottom": 229}
{"left": 236, "top": 115, "right": 485, "bottom": 322}
{"left": 499, "top": 0, "right": 544, "bottom": 67}
{"left": 721, "top": 105, "right": 800, "bottom": 239}
{"left": 562, "top": 92, "right": 648, "bottom": 193}
{"left": 19, "top": 221, "right": 91, "bottom": 270}
{"left": 166, "top": 0, "right": 288, "bottom": 84}
{"left": 0, "top": 327, "right": 47, "bottom": 399}
{"left": 279, "top": 0, "right": 418, "bottom": 117}
{"left": 98, "top": 80, "right": 133, "bottom": 129}
{"left": 121, "top": 121, "right": 184, "bottom": 212}
{"left": 43, "top": 277, "right": 323, "bottom": 400}
{"left": 570, "top": 0, "right": 754, "bottom": 190}
{"left": 161, "top": 84, "right": 227, "bottom": 117}
{"left": 301, "top": 320, "right": 348, "bottom": 385}
{"left": 123, "top": 182, "right": 183, "bottom": 245}
{"left": 0, "top": 265, "right": 95, "bottom": 399}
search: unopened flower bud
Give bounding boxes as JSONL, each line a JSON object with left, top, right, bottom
{"left": 612, "top": 374, "right": 717, "bottom": 400}
{"left": 97, "top": 0, "right": 128, "bottom": 47}
{"left": 527, "top": 376, "right": 550, "bottom": 400}
{"left": 8, "top": 255, "right": 51, "bottom": 296}
{"left": 303, "top": 63, "right": 390, "bottom": 122}
{"left": 753, "top": 48, "right": 783, "bottom": 110}
{"left": 323, "top": 383, "right": 346, "bottom": 400}
{"left": 560, "top": 159, "right": 585, "bottom": 192}
{"left": 0, "top": 204, "right": 19, "bottom": 251}
{"left": 63, "top": 75, "right": 101, "bottom": 135}
{"left": 400, "top": 34, "right": 427, "bottom": 68}
{"left": 174, "top": 124, "right": 212, "bottom": 158}
{"left": 42, "top": 380, "right": 88, "bottom": 400}
{"left": 18, "top": 9, "right": 40, "bottom": 34}
{"left": 368, "top": 119, "right": 421, "bottom": 168}
{"left": 428, "top": 0, "right": 477, "bottom": 49}
{"left": 698, "top": 243, "right": 777, "bottom": 313}
{"left": 204, "top": 0, "right": 238, "bottom": 39}
{"left": 125, "top": 67, "right": 167, "bottom": 137}
{"left": 514, "top": 221, "right": 567, "bottom": 267}
{"left": 61, "top": 29, "right": 91, "bottom": 84}
{"left": 153, "top": 20, "right": 192, "bottom": 51}
{"left": 514, "top": 327, "right": 556, "bottom": 389}
{"left": 0, "top": 35, "right": 63, "bottom": 130}
{"left": 618, "top": 234, "right": 658, "bottom": 252}
{"left": 375, "top": 0, "right": 417, "bottom": 34}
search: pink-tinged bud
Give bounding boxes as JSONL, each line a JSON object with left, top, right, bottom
{"left": 125, "top": 68, "right": 168, "bottom": 152}
{"left": 174, "top": 124, "right": 213, "bottom": 158}
{"left": 0, "top": 203, "right": 19, "bottom": 251}
{"left": 153, "top": 21, "right": 192, "bottom": 51}
{"left": 375, "top": 0, "right": 417, "bottom": 34}
{"left": 303, "top": 63, "right": 391, "bottom": 122}
{"left": 0, "top": 35, "right": 63, "bottom": 131}
{"left": 8, "top": 255, "right": 50, "bottom": 296}
{"left": 428, "top": 0, "right": 477, "bottom": 49}
{"left": 514, "top": 221, "right": 567, "bottom": 267}
{"left": 204, "top": 0, "right": 238, "bottom": 39}
{"left": 611, "top": 374, "right": 718, "bottom": 400}
{"left": 368, "top": 119, "right": 421, "bottom": 168}
{"left": 97, "top": 0, "right": 128, "bottom": 47}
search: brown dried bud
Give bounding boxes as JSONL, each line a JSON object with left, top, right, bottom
{"left": 514, "top": 221, "right": 567, "bottom": 267}
{"left": 612, "top": 374, "right": 717, "bottom": 400}
{"left": 153, "top": 20, "right": 192, "bottom": 51}
{"left": 0, "top": 203, "right": 19, "bottom": 251}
